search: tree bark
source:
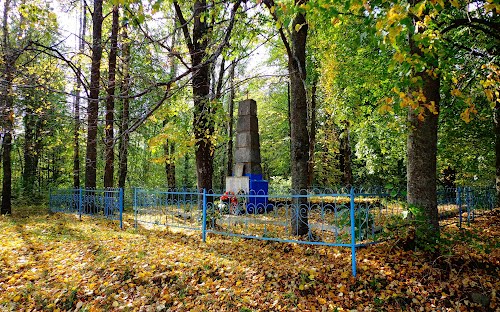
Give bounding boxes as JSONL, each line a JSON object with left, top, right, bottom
{"left": 307, "top": 79, "right": 317, "bottom": 187}
{"left": 104, "top": 5, "right": 119, "bottom": 188}
{"left": 165, "top": 140, "right": 176, "bottom": 190}
{"left": 85, "top": 0, "right": 103, "bottom": 189}
{"left": 288, "top": 0, "right": 310, "bottom": 235}
{"left": 164, "top": 19, "right": 178, "bottom": 191}
{"left": 174, "top": 0, "right": 213, "bottom": 192}
{"left": 407, "top": 3, "right": 441, "bottom": 242}
{"left": 495, "top": 102, "right": 500, "bottom": 206}
{"left": 226, "top": 61, "right": 236, "bottom": 177}
{"left": 1, "top": 0, "right": 13, "bottom": 214}
{"left": 118, "top": 23, "right": 131, "bottom": 189}
{"left": 263, "top": 0, "right": 310, "bottom": 235}
{"left": 73, "top": 0, "right": 86, "bottom": 189}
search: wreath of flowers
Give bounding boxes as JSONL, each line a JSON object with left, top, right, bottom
{"left": 220, "top": 191, "right": 238, "bottom": 206}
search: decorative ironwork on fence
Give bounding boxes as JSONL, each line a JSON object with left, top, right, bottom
{"left": 49, "top": 188, "right": 124, "bottom": 229}
{"left": 48, "top": 186, "right": 494, "bottom": 277}
{"left": 133, "top": 186, "right": 495, "bottom": 277}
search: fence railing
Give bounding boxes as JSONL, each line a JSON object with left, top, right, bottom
{"left": 436, "top": 186, "right": 495, "bottom": 227}
{"left": 134, "top": 188, "right": 402, "bottom": 276}
{"left": 49, "top": 188, "right": 124, "bottom": 229}
{"left": 47, "top": 186, "right": 494, "bottom": 277}
{"left": 133, "top": 186, "right": 496, "bottom": 276}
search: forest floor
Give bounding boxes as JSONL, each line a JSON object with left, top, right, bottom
{"left": 0, "top": 206, "right": 498, "bottom": 312}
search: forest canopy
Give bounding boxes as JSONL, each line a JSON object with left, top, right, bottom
{"left": 0, "top": 0, "right": 498, "bottom": 214}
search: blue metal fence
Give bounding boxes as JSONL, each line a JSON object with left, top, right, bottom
{"left": 436, "top": 186, "right": 495, "bottom": 227}
{"left": 48, "top": 186, "right": 495, "bottom": 277}
{"left": 49, "top": 188, "right": 124, "bottom": 228}
{"left": 133, "top": 186, "right": 496, "bottom": 277}
{"left": 134, "top": 187, "right": 401, "bottom": 277}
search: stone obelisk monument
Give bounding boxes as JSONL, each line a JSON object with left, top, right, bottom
{"left": 226, "top": 99, "right": 268, "bottom": 212}
{"left": 234, "top": 99, "right": 262, "bottom": 176}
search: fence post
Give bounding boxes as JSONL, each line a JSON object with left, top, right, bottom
{"left": 202, "top": 189, "right": 207, "bottom": 243}
{"left": 119, "top": 188, "right": 124, "bottom": 229}
{"left": 457, "top": 187, "right": 462, "bottom": 228}
{"left": 134, "top": 188, "right": 138, "bottom": 229}
{"left": 349, "top": 187, "right": 357, "bottom": 277}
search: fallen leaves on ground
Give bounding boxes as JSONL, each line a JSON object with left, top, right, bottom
{"left": 0, "top": 207, "right": 498, "bottom": 311}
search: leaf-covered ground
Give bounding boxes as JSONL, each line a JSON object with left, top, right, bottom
{"left": 0, "top": 207, "right": 498, "bottom": 312}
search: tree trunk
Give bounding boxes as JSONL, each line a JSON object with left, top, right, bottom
{"left": 307, "top": 79, "right": 317, "bottom": 187}
{"left": 226, "top": 61, "right": 236, "bottom": 177}
{"left": 1, "top": 0, "right": 13, "bottom": 214}
{"left": 118, "top": 23, "right": 130, "bottom": 189}
{"left": 288, "top": 0, "right": 309, "bottom": 235}
{"left": 23, "top": 108, "right": 41, "bottom": 195}
{"left": 73, "top": 0, "right": 86, "bottom": 189}
{"left": 165, "top": 140, "right": 176, "bottom": 190}
{"left": 339, "top": 121, "right": 353, "bottom": 187}
{"left": 164, "top": 19, "right": 178, "bottom": 191}
{"left": 85, "top": 0, "right": 103, "bottom": 189}
{"left": 407, "top": 4, "right": 440, "bottom": 243}
{"left": 175, "top": 0, "right": 213, "bottom": 192}
{"left": 495, "top": 101, "right": 500, "bottom": 206}
{"left": 104, "top": 5, "right": 119, "bottom": 189}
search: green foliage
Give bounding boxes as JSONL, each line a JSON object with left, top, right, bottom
{"left": 407, "top": 204, "right": 440, "bottom": 252}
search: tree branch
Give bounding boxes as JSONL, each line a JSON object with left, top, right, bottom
{"left": 262, "top": 0, "right": 292, "bottom": 58}
{"left": 173, "top": 1, "right": 194, "bottom": 54}
{"left": 442, "top": 18, "right": 500, "bottom": 41}
{"left": 28, "top": 41, "right": 90, "bottom": 96}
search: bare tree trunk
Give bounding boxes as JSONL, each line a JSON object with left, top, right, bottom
{"left": 73, "top": 0, "right": 86, "bottom": 189}
{"left": 164, "top": 19, "right": 178, "bottom": 191}
{"left": 165, "top": 141, "right": 176, "bottom": 189}
{"left": 307, "top": 79, "right": 317, "bottom": 187}
{"left": 495, "top": 101, "right": 500, "bottom": 206}
{"left": 287, "top": 82, "right": 292, "bottom": 153}
{"left": 104, "top": 5, "right": 119, "bottom": 188}
{"left": 174, "top": 0, "right": 213, "bottom": 192}
{"left": 288, "top": 0, "right": 310, "bottom": 235}
{"left": 407, "top": 0, "right": 440, "bottom": 243}
{"left": 226, "top": 61, "right": 236, "bottom": 177}
{"left": 85, "top": 0, "right": 103, "bottom": 189}
{"left": 1, "top": 0, "right": 13, "bottom": 214}
{"left": 118, "top": 23, "right": 130, "bottom": 189}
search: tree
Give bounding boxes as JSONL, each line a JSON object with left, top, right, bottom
{"left": 263, "top": 0, "right": 310, "bottom": 235}
{"left": 173, "top": 0, "right": 242, "bottom": 192}
{"left": 117, "top": 22, "right": 131, "bottom": 189}
{"left": 73, "top": 0, "right": 87, "bottom": 189}
{"left": 1, "top": 0, "right": 15, "bottom": 214}
{"left": 226, "top": 61, "right": 236, "bottom": 178}
{"left": 104, "top": 5, "right": 119, "bottom": 189}
{"left": 85, "top": 0, "right": 103, "bottom": 189}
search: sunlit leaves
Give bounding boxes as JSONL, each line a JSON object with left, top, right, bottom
{"left": 1, "top": 208, "right": 499, "bottom": 310}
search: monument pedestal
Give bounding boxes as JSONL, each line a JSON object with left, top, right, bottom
{"left": 225, "top": 174, "right": 269, "bottom": 214}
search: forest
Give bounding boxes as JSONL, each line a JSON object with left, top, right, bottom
{"left": 0, "top": 0, "right": 499, "bottom": 310}
{"left": 1, "top": 0, "right": 499, "bottom": 237}
{"left": 0, "top": 2, "right": 496, "bottom": 190}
